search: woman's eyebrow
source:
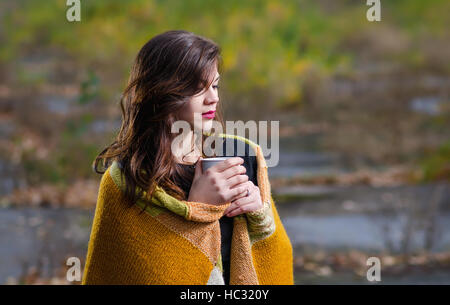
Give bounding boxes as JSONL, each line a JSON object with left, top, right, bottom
{"left": 214, "top": 75, "right": 220, "bottom": 82}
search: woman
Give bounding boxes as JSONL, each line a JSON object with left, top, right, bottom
{"left": 82, "top": 30, "right": 293, "bottom": 285}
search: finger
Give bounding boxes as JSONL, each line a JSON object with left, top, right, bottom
{"left": 223, "top": 200, "right": 244, "bottom": 215}
{"left": 226, "top": 174, "right": 248, "bottom": 189}
{"left": 230, "top": 181, "right": 252, "bottom": 202}
{"left": 226, "top": 200, "right": 260, "bottom": 217}
{"left": 230, "top": 189, "right": 249, "bottom": 203}
{"left": 223, "top": 202, "right": 237, "bottom": 215}
{"left": 211, "top": 157, "right": 244, "bottom": 172}
{"left": 221, "top": 164, "right": 246, "bottom": 180}
{"left": 226, "top": 184, "right": 259, "bottom": 214}
{"left": 228, "top": 184, "right": 248, "bottom": 202}
{"left": 225, "top": 195, "right": 253, "bottom": 215}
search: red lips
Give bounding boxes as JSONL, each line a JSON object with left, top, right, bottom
{"left": 202, "top": 110, "right": 215, "bottom": 119}
{"left": 202, "top": 110, "right": 216, "bottom": 115}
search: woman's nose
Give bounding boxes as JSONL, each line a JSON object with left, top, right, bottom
{"left": 204, "top": 87, "right": 219, "bottom": 104}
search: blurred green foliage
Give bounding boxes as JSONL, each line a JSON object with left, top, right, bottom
{"left": 420, "top": 141, "right": 450, "bottom": 182}
{"left": 1, "top": 0, "right": 449, "bottom": 185}
{"left": 2, "top": 0, "right": 449, "bottom": 108}
{"left": 78, "top": 70, "right": 99, "bottom": 105}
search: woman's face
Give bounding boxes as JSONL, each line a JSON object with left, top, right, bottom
{"left": 178, "top": 65, "right": 220, "bottom": 133}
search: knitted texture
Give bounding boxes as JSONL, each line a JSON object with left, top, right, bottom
{"left": 82, "top": 134, "right": 293, "bottom": 285}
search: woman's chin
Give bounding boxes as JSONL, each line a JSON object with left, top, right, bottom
{"left": 190, "top": 119, "right": 217, "bottom": 134}
{"left": 202, "top": 120, "right": 214, "bottom": 133}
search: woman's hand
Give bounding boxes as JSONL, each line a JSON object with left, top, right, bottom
{"left": 187, "top": 157, "right": 249, "bottom": 205}
{"left": 223, "top": 180, "right": 263, "bottom": 217}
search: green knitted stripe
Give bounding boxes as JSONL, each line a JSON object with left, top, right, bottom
{"left": 109, "top": 161, "right": 189, "bottom": 218}
{"left": 135, "top": 199, "right": 166, "bottom": 217}
{"left": 109, "top": 160, "right": 125, "bottom": 189}
{"left": 152, "top": 187, "right": 189, "bottom": 218}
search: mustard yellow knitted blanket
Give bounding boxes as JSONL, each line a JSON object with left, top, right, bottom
{"left": 82, "top": 134, "right": 293, "bottom": 285}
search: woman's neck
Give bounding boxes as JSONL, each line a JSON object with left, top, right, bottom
{"left": 172, "top": 130, "right": 203, "bottom": 165}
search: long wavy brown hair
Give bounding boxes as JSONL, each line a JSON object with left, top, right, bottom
{"left": 93, "top": 30, "right": 224, "bottom": 210}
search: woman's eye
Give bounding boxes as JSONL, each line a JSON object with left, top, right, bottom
{"left": 213, "top": 85, "right": 220, "bottom": 90}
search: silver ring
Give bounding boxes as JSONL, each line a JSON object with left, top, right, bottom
{"left": 246, "top": 188, "right": 250, "bottom": 197}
